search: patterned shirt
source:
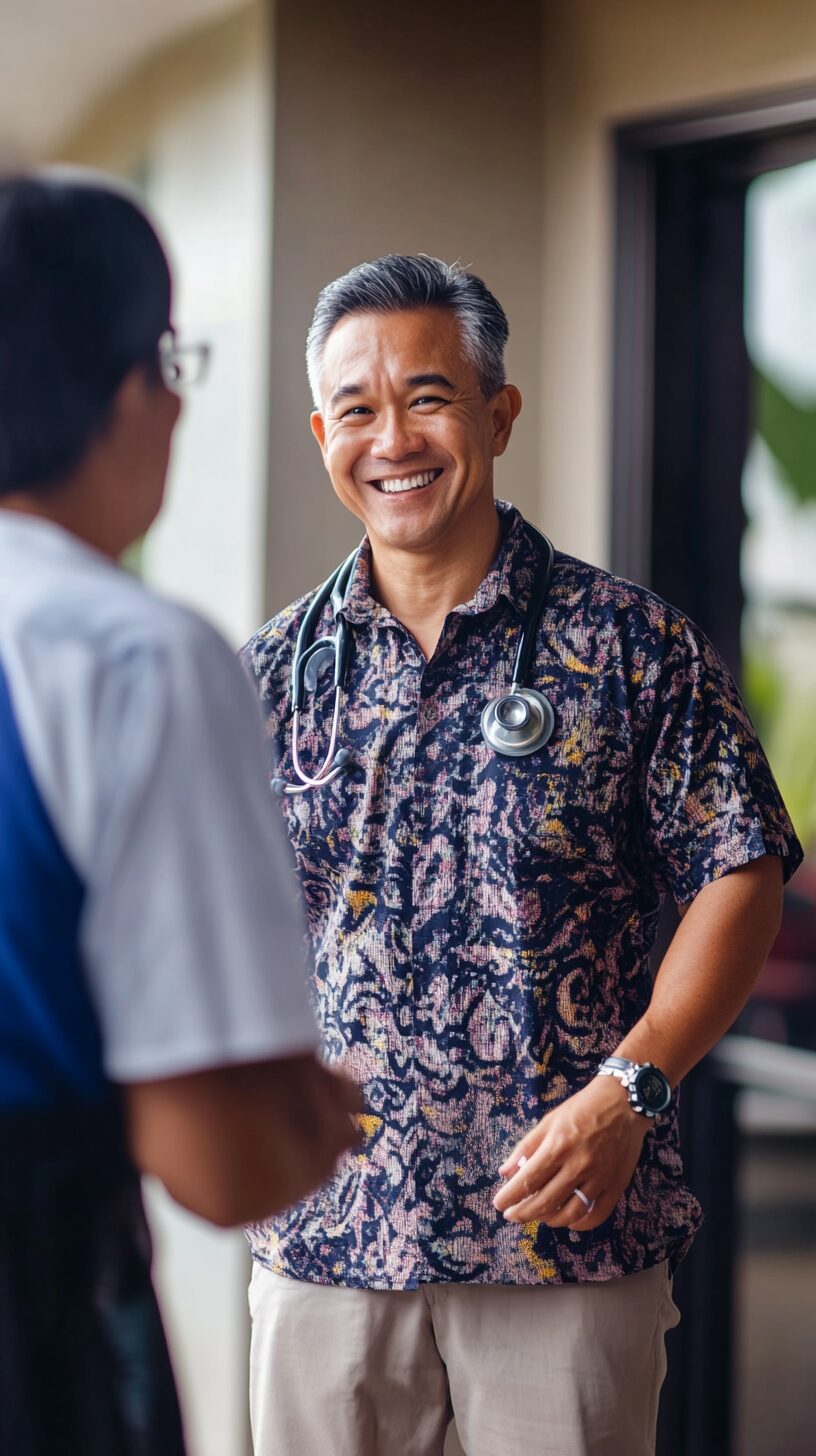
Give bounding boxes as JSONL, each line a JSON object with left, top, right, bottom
{"left": 241, "top": 501, "right": 802, "bottom": 1289}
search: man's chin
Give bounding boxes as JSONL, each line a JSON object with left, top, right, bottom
{"left": 365, "top": 506, "right": 447, "bottom": 554}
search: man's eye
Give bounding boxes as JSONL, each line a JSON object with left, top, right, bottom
{"left": 341, "top": 405, "right": 373, "bottom": 418}
{"left": 412, "top": 395, "right": 447, "bottom": 408}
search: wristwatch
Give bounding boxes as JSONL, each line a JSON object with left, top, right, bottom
{"left": 596, "top": 1056, "right": 672, "bottom": 1119}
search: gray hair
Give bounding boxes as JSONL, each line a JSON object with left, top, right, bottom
{"left": 306, "top": 253, "right": 508, "bottom": 407}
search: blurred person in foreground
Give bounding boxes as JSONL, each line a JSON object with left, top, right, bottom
{"left": 0, "top": 171, "right": 359, "bottom": 1456}
{"left": 241, "top": 255, "right": 803, "bottom": 1456}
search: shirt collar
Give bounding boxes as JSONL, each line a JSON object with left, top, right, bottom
{"left": 339, "top": 500, "right": 547, "bottom": 628}
{"left": 338, "top": 535, "right": 383, "bottom": 626}
{"left": 0, "top": 508, "right": 112, "bottom": 572}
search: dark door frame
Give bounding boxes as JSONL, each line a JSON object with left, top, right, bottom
{"left": 612, "top": 80, "right": 816, "bottom": 598}
{"left": 611, "top": 82, "right": 816, "bottom": 1456}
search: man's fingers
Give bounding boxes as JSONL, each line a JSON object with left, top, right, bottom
{"left": 563, "top": 1190, "right": 618, "bottom": 1231}
{"left": 511, "top": 1188, "right": 616, "bottom": 1230}
{"left": 493, "top": 1147, "right": 559, "bottom": 1213}
{"left": 327, "top": 1067, "right": 364, "bottom": 1115}
{"left": 496, "top": 1165, "right": 571, "bottom": 1223}
{"left": 302, "top": 1064, "right": 364, "bottom": 1163}
{"left": 498, "top": 1127, "right": 546, "bottom": 1176}
{"left": 543, "top": 1187, "right": 608, "bottom": 1229}
{"left": 498, "top": 1166, "right": 608, "bottom": 1225}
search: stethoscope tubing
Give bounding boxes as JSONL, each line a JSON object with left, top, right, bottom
{"left": 291, "top": 549, "right": 357, "bottom": 713}
{"left": 510, "top": 534, "right": 554, "bottom": 687}
{"left": 273, "top": 525, "right": 556, "bottom": 795}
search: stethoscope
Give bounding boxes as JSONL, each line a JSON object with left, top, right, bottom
{"left": 271, "top": 527, "right": 556, "bottom": 796}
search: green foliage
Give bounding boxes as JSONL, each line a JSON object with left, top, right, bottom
{"left": 744, "top": 644, "right": 816, "bottom": 852}
{"left": 754, "top": 367, "right": 816, "bottom": 505}
{"left": 747, "top": 367, "right": 816, "bottom": 846}
{"left": 742, "top": 648, "right": 780, "bottom": 746}
{"left": 120, "top": 537, "right": 145, "bottom": 577}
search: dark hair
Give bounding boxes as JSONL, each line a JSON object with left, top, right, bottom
{"left": 0, "top": 172, "right": 172, "bottom": 494}
{"left": 306, "top": 253, "right": 508, "bottom": 405}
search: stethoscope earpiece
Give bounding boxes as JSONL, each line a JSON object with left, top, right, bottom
{"left": 481, "top": 687, "right": 555, "bottom": 758}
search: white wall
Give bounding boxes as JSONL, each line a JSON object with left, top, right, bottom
{"left": 60, "top": 4, "right": 272, "bottom": 649}
{"left": 141, "top": 25, "right": 272, "bottom": 647}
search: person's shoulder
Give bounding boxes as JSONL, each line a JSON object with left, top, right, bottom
{"left": 11, "top": 544, "right": 249, "bottom": 735}
{"left": 62, "top": 560, "right": 237, "bottom": 680}
{"left": 240, "top": 585, "right": 323, "bottom": 699}
{"left": 119, "top": 581, "right": 233, "bottom": 669}
{"left": 549, "top": 554, "right": 736, "bottom": 741}
{"left": 551, "top": 550, "right": 695, "bottom": 648}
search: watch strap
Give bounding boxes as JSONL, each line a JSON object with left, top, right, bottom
{"left": 596, "top": 1057, "right": 671, "bottom": 1119}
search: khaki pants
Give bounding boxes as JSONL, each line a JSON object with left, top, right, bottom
{"left": 248, "top": 1260, "right": 680, "bottom": 1456}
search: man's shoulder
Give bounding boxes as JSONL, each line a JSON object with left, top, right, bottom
{"left": 551, "top": 550, "right": 691, "bottom": 643}
{"left": 5, "top": 538, "right": 244, "bottom": 737}
{"left": 240, "top": 586, "right": 323, "bottom": 699}
{"left": 544, "top": 550, "right": 718, "bottom": 708}
{"left": 53, "top": 562, "right": 233, "bottom": 679}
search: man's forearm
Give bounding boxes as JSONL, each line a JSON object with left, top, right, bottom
{"left": 614, "top": 854, "right": 784, "bottom": 1087}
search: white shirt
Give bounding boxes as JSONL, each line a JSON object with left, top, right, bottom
{"left": 0, "top": 510, "right": 317, "bottom": 1083}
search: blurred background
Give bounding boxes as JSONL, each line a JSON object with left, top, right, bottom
{"left": 1, "top": 2, "right": 814, "bottom": 1454}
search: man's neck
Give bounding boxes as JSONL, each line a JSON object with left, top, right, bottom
{"left": 368, "top": 502, "right": 503, "bottom": 661}
{"left": 1, "top": 472, "right": 123, "bottom": 560}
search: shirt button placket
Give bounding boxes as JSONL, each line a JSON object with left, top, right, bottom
{"left": 411, "top": 657, "right": 447, "bottom": 1258}
{"left": 389, "top": 631, "right": 425, "bottom": 1268}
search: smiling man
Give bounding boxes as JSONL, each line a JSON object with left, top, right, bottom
{"left": 241, "top": 255, "right": 802, "bottom": 1456}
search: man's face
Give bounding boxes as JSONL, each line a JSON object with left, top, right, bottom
{"left": 104, "top": 364, "right": 182, "bottom": 552}
{"left": 310, "top": 307, "right": 520, "bottom": 555}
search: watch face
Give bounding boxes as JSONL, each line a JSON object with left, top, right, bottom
{"left": 635, "top": 1066, "right": 672, "bottom": 1113}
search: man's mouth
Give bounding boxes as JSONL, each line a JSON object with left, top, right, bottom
{"left": 371, "top": 467, "right": 443, "bottom": 495}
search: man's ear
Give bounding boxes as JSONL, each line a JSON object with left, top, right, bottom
{"left": 310, "top": 410, "right": 328, "bottom": 462}
{"left": 490, "top": 384, "right": 522, "bottom": 459}
{"left": 112, "top": 367, "right": 150, "bottom": 426}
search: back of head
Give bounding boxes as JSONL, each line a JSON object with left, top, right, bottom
{"left": 0, "top": 171, "right": 172, "bottom": 495}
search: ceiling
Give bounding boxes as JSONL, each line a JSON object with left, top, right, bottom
{"left": 0, "top": 0, "right": 247, "bottom": 161}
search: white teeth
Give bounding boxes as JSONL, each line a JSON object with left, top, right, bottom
{"left": 378, "top": 469, "right": 438, "bottom": 494}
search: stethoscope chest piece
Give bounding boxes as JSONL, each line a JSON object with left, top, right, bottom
{"left": 481, "top": 687, "right": 555, "bottom": 758}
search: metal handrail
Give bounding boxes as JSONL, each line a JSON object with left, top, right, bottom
{"left": 708, "top": 1033, "right": 816, "bottom": 1102}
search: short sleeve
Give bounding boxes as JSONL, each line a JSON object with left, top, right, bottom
{"left": 82, "top": 613, "right": 318, "bottom": 1083}
{"left": 641, "top": 617, "right": 803, "bottom": 905}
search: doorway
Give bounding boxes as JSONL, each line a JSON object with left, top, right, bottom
{"left": 613, "top": 86, "right": 816, "bottom": 1456}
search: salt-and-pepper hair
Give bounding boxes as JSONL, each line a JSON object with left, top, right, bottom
{"left": 306, "top": 254, "right": 509, "bottom": 407}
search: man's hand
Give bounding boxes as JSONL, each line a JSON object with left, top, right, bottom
{"left": 491, "top": 858, "right": 785, "bottom": 1233}
{"left": 492, "top": 1075, "right": 648, "bottom": 1231}
{"left": 271, "top": 1055, "right": 364, "bottom": 1211}
{"left": 125, "top": 1052, "right": 363, "bottom": 1227}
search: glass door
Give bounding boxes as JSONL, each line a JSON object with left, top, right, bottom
{"left": 734, "top": 159, "right": 816, "bottom": 1456}
{"left": 614, "top": 95, "right": 816, "bottom": 1456}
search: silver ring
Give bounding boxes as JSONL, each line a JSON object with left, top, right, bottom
{"left": 573, "top": 1187, "right": 595, "bottom": 1214}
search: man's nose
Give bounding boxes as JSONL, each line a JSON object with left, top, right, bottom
{"left": 370, "top": 409, "right": 424, "bottom": 460}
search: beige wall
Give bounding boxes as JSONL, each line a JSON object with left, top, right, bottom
{"left": 266, "top": 0, "right": 816, "bottom": 606}
{"left": 264, "top": 0, "right": 544, "bottom": 616}
{"left": 541, "top": 0, "right": 816, "bottom": 567}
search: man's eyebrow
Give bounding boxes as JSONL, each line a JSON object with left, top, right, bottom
{"left": 405, "top": 373, "right": 456, "bottom": 391}
{"left": 329, "top": 382, "right": 369, "bottom": 408}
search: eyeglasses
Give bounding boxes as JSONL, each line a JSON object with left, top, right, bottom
{"left": 158, "top": 330, "right": 212, "bottom": 389}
